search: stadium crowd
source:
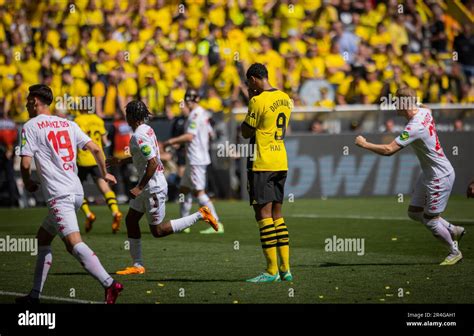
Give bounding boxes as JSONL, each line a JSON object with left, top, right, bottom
{"left": 0, "top": 0, "right": 473, "bottom": 124}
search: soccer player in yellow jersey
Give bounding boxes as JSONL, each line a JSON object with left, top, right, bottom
{"left": 75, "top": 110, "right": 122, "bottom": 233}
{"left": 241, "top": 63, "right": 293, "bottom": 283}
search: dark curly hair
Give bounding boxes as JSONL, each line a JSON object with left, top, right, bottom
{"left": 125, "top": 100, "right": 150, "bottom": 123}
{"left": 246, "top": 63, "right": 268, "bottom": 80}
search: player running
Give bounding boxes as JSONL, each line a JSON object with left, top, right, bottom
{"left": 241, "top": 63, "right": 293, "bottom": 283}
{"left": 109, "top": 100, "right": 218, "bottom": 275}
{"left": 164, "top": 89, "right": 223, "bottom": 234}
{"left": 17, "top": 84, "right": 123, "bottom": 304}
{"left": 75, "top": 109, "right": 122, "bottom": 233}
{"left": 355, "top": 87, "right": 465, "bottom": 266}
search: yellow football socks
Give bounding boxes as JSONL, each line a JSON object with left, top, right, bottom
{"left": 104, "top": 191, "right": 119, "bottom": 215}
{"left": 274, "top": 217, "right": 290, "bottom": 273}
{"left": 258, "top": 218, "right": 278, "bottom": 275}
{"left": 81, "top": 198, "right": 93, "bottom": 217}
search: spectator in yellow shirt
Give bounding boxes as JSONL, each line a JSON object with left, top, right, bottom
{"left": 91, "top": 70, "right": 126, "bottom": 118}
{"left": 140, "top": 73, "right": 169, "bottom": 117}
{"left": 337, "top": 67, "right": 369, "bottom": 105}
{"left": 208, "top": 58, "right": 240, "bottom": 105}
{"left": 314, "top": 86, "right": 335, "bottom": 109}
{"left": 325, "top": 40, "right": 350, "bottom": 86}
{"left": 3, "top": 73, "right": 29, "bottom": 123}
{"left": 18, "top": 46, "right": 41, "bottom": 87}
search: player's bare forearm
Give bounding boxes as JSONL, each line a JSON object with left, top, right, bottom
{"left": 20, "top": 156, "right": 32, "bottom": 185}
{"left": 355, "top": 136, "right": 401, "bottom": 156}
{"left": 137, "top": 157, "right": 158, "bottom": 190}
{"left": 20, "top": 156, "right": 39, "bottom": 192}
{"left": 241, "top": 122, "right": 255, "bottom": 139}
{"left": 165, "top": 133, "right": 194, "bottom": 146}
{"left": 85, "top": 141, "right": 107, "bottom": 177}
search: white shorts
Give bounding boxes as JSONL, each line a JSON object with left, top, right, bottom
{"left": 180, "top": 164, "right": 207, "bottom": 191}
{"left": 410, "top": 172, "right": 455, "bottom": 215}
{"left": 42, "top": 194, "right": 83, "bottom": 239}
{"left": 129, "top": 189, "right": 167, "bottom": 225}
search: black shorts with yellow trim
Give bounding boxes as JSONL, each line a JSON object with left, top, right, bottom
{"left": 247, "top": 170, "right": 287, "bottom": 206}
{"left": 78, "top": 165, "right": 101, "bottom": 182}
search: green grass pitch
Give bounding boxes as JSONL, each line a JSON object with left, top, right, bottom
{"left": 0, "top": 196, "right": 472, "bottom": 304}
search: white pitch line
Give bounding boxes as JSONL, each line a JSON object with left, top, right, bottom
{"left": 289, "top": 214, "right": 473, "bottom": 223}
{"left": 0, "top": 291, "right": 103, "bottom": 304}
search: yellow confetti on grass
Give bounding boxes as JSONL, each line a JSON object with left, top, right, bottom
{"left": 146, "top": 290, "right": 152, "bottom": 294}
{"left": 233, "top": 300, "right": 239, "bottom": 304}
{"left": 318, "top": 295, "right": 324, "bottom": 299}
{"left": 391, "top": 237, "right": 398, "bottom": 241}
{"left": 385, "top": 286, "right": 390, "bottom": 290}
{"left": 379, "top": 298, "right": 385, "bottom": 302}
{"left": 157, "top": 283, "right": 165, "bottom": 287}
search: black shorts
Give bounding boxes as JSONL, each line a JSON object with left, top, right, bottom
{"left": 247, "top": 170, "right": 287, "bottom": 206}
{"left": 78, "top": 165, "right": 101, "bottom": 182}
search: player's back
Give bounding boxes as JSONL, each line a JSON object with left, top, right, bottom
{"left": 185, "top": 105, "right": 211, "bottom": 166}
{"left": 248, "top": 89, "right": 292, "bottom": 172}
{"left": 75, "top": 113, "right": 106, "bottom": 167}
{"left": 20, "top": 114, "right": 91, "bottom": 201}
{"left": 130, "top": 123, "right": 167, "bottom": 193}
{"left": 397, "top": 108, "right": 453, "bottom": 179}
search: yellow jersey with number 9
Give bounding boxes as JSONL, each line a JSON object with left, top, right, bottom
{"left": 244, "top": 89, "right": 292, "bottom": 171}
{"left": 75, "top": 113, "right": 107, "bottom": 167}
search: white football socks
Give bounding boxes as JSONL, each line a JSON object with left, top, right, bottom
{"left": 438, "top": 217, "right": 455, "bottom": 235}
{"left": 424, "top": 217, "right": 458, "bottom": 253}
{"left": 72, "top": 242, "right": 114, "bottom": 288}
{"left": 30, "top": 246, "right": 52, "bottom": 299}
{"left": 197, "top": 193, "right": 219, "bottom": 222}
{"left": 128, "top": 238, "right": 143, "bottom": 267}
{"left": 180, "top": 193, "right": 193, "bottom": 217}
{"left": 170, "top": 212, "right": 203, "bottom": 233}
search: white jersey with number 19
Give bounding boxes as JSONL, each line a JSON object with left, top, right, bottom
{"left": 395, "top": 108, "right": 454, "bottom": 179}
{"left": 20, "top": 114, "right": 92, "bottom": 201}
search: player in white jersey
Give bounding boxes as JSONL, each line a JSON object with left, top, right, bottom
{"left": 355, "top": 87, "right": 465, "bottom": 266}
{"left": 108, "top": 100, "right": 218, "bottom": 275}
{"left": 16, "top": 84, "right": 123, "bottom": 304}
{"left": 164, "top": 89, "right": 224, "bottom": 234}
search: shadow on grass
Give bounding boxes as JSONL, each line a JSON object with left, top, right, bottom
{"left": 296, "top": 262, "right": 440, "bottom": 268}
{"left": 125, "top": 278, "right": 245, "bottom": 283}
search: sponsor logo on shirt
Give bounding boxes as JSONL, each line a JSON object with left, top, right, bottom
{"left": 141, "top": 145, "right": 152, "bottom": 156}
{"left": 400, "top": 131, "right": 409, "bottom": 141}
{"left": 21, "top": 129, "right": 27, "bottom": 147}
{"left": 189, "top": 121, "right": 197, "bottom": 129}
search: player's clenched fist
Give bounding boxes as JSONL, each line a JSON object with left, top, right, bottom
{"left": 104, "top": 173, "right": 117, "bottom": 185}
{"left": 467, "top": 181, "right": 474, "bottom": 198}
{"left": 355, "top": 135, "right": 367, "bottom": 147}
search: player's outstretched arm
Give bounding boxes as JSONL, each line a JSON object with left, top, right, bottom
{"left": 84, "top": 141, "right": 117, "bottom": 185}
{"left": 355, "top": 135, "right": 402, "bottom": 156}
{"left": 130, "top": 157, "right": 159, "bottom": 199}
{"left": 20, "top": 156, "right": 39, "bottom": 192}
{"left": 106, "top": 156, "right": 133, "bottom": 167}
{"left": 164, "top": 133, "right": 194, "bottom": 147}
